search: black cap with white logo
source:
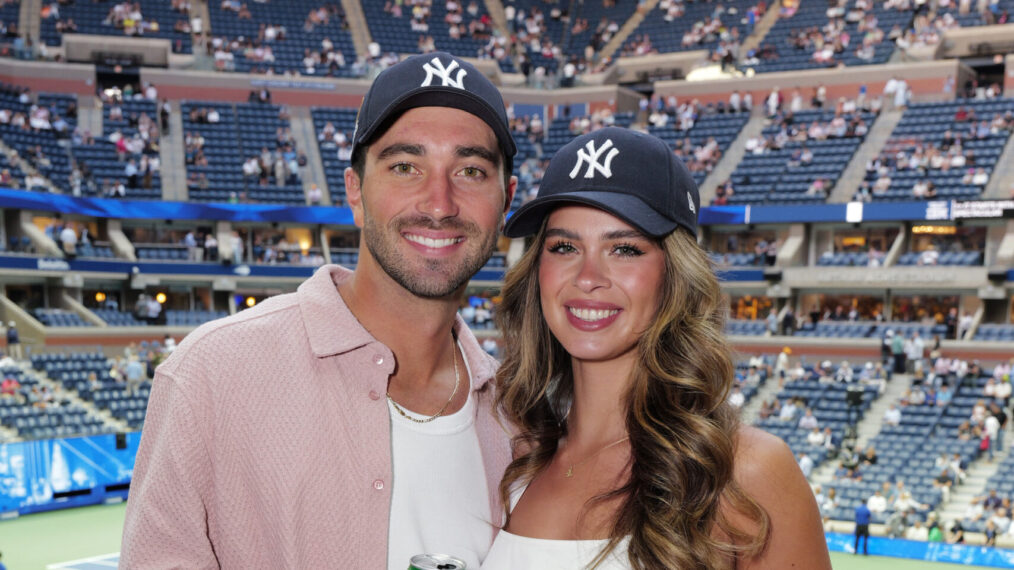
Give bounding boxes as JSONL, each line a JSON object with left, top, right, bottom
{"left": 504, "top": 127, "right": 700, "bottom": 239}
{"left": 350, "top": 52, "right": 516, "bottom": 174}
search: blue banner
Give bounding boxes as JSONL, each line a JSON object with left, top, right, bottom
{"left": 0, "top": 255, "right": 507, "bottom": 282}
{"left": 0, "top": 188, "right": 355, "bottom": 225}
{"left": 0, "top": 254, "right": 319, "bottom": 278}
{"left": 0, "top": 187, "right": 984, "bottom": 228}
{"left": 825, "top": 532, "right": 1014, "bottom": 567}
{"left": 0, "top": 432, "right": 141, "bottom": 515}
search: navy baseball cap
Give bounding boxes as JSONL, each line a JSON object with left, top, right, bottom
{"left": 350, "top": 52, "right": 516, "bottom": 174}
{"left": 504, "top": 127, "right": 700, "bottom": 239}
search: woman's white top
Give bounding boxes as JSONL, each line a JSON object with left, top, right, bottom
{"left": 480, "top": 485, "right": 631, "bottom": 569}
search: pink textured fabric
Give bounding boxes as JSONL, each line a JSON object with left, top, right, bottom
{"left": 120, "top": 265, "right": 512, "bottom": 568}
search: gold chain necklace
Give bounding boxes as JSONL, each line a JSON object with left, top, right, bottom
{"left": 387, "top": 335, "right": 460, "bottom": 424}
{"left": 563, "top": 436, "right": 630, "bottom": 478}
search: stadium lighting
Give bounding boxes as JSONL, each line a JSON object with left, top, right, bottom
{"left": 94, "top": 292, "right": 106, "bottom": 303}
{"left": 245, "top": 297, "right": 257, "bottom": 308}
{"left": 155, "top": 292, "right": 167, "bottom": 304}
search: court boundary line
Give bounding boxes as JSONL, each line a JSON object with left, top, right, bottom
{"left": 46, "top": 552, "right": 120, "bottom": 569}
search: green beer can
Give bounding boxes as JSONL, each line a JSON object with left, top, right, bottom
{"left": 408, "top": 553, "right": 467, "bottom": 570}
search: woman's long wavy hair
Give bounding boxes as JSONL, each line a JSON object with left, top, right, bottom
{"left": 494, "top": 219, "right": 770, "bottom": 568}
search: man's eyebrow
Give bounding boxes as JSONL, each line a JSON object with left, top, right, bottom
{"left": 456, "top": 145, "right": 501, "bottom": 167}
{"left": 376, "top": 143, "right": 425, "bottom": 161}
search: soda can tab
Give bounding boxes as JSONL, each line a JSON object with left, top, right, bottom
{"left": 408, "top": 553, "right": 468, "bottom": 570}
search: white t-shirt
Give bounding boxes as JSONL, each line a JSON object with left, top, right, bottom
{"left": 387, "top": 349, "right": 492, "bottom": 569}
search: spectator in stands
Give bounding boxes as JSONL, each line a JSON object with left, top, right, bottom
{"left": 905, "top": 519, "right": 929, "bottom": 541}
{"left": 121, "top": 52, "right": 521, "bottom": 566}
{"left": 0, "top": 374, "right": 20, "bottom": 399}
{"left": 124, "top": 356, "right": 146, "bottom": 396}
{"left": 798, "top": 408, "right": 819, "bottom": 429}
{"left": 728, "top": 385, "right": 745, "bottom": 409}
{"left": 867, "top": 490, "right": 887, "bottom": 515}
{"left": 798, "top": 451, "right": 814, "bottom": 478}
{"left": 779, "top": 398, "right": 800, "bottom": 422}
{"left": 883, "top": 403, "right": 902, "bottom": 426}
{"left": 758, "top": 397, "right": 778, "bottom": 420}
{"left": 991, "top": 508, "right": 1012, "bottom": 535}
{"left": 204, "top": 233, "right": 218, "bottom": 262}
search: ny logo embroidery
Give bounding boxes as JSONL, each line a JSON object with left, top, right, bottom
{"left": 687, "top": 192, "right": 696, "bottom": 214}
{"left": 569, "top": 139, "right": 619, "bottom": 179}
{"left": 421, "top": 57, "right": 467, "bottom": 89}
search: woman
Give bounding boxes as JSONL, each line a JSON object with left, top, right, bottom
{"left": 483, "top": 128, "right": 829, "bottom": 568}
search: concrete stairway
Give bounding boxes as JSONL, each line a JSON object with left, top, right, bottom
{"left": 739, "top": 373, "right": 784, "bottom": 425}
{"left": 20, "top": 0, "right": 40, "bottom": 43}
{"left": 288, "top": 106, "right": 329, "bottom": 205}
{"left": 738, "top": 0, "right": 781, "bottom": 58}
{"left": 698, "top": 111, "right": 767, "bottom": 202}
{"left": 482, "top": 0, "right": 508, "bottom": 34}
{"left": 809, "top": 373, "right": 912, "bottom": 487}
{"left": 983, "top": 133, "right": 1014, "bottom": 199}
{"left": 341, "top": 0, "right": 372, "bottom": 59}
{"left": 937, "top": 428, "right": 1010, "bottom": 526}
{"left": 827, "top": 108, "right": 904, "bottom": 203}
{"left": 598, "top": 0, "right": 659, "bottom": 62}
{"left": 159, "top": 101, "right": 188, "bottom": 201}
{"left": 76, "top": 95, "right": 103, "bottom": 138}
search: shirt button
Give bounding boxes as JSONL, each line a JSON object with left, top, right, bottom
{"left": 374, "top": 354, "right": 384, "bottom": 365}
{"left": 368, "top": 390, "right": 381, "bottom": 401}
{"left": 373, "top": 479, "right": 385, "bottom": 490}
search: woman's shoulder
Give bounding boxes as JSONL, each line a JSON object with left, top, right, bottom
{"left": 732, "top": 425, "right": 796, "bottom": 483}
{"left": 727, "top": 425, "right": 832, "bottom": 569}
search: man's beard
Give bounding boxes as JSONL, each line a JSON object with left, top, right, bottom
{"left": 361, "top": 210, "right": 500, "bottom": 299}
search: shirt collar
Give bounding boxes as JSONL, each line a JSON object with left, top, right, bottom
{"left": 298, "top": 264, "right": 375, "bottom": 357}
{"left": 298, "top": 265, "right": 497, "bottom": 388}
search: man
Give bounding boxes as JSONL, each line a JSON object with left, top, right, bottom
{"left": 854, "top": 498, "right": 872, "bottom": 555}
{"left": 4, "top": 321, "right": 20, "bottom": 360}
{"left": 121, "top": 52, "right": 518, "bottom": 568}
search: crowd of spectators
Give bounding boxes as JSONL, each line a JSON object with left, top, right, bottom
{"left": 862, "top": 105, "right": 1013, "bottom": 200}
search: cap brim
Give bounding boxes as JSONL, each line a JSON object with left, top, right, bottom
{"left": 504, "top": 191, "right": 677, "bottom": 238}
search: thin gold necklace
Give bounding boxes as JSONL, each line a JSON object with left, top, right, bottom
{"left": 563, "top": 436, "right": 630, "bottom": 478}
{"left": 387, "top": 334, "right": 460, "bottom": 423}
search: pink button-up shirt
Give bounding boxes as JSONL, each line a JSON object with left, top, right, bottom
{"left": 121, "top": 265, "right": 512, "bottom": 568}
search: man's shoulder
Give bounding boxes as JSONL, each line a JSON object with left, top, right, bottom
{"left": 159, "top": 291, "right": 302, "bottom": 377}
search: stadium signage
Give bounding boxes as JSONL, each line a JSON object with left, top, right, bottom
{"left": 36, "top": 258, "right": 70, "bottom": 271}
{"left": 951, "top": 200, "right": 1014, "bottom": 219}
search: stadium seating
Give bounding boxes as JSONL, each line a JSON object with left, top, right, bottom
{"left": 361, "top": 1, "right": 501, "bottom": 70}
{"left": 310, "top": 106, "right": 357, "bottom": 205}
{"left": 183, "top": 101, "right": 306, "bottom": 204}
{"left": 743, "top": 1, "right": 906, "bottom": 74}
{"left": 135, "top": 245, "right": 191, "bottom": 261}
{"left": 91, "top": 384, "right": 151, "bottom": 429}
{"left": 562, "top": 0, "right": 638, "bottom": 60}
{"left": 33, "top": 308, "right": 92, "bottom": 327}
{"left": 649, "top": 109, "right": 751, "bottom": 186}
{"left": 205, "top": 0, "right": 355, "bottom": 76}
{"left": 621, "top": 0, "right": 756, "bottom": 57}
{"left": 973, "top": 324, "right": 1014, "bottom": 342}
{"left": 757, "top": 372, "right": 880, "bottom": 476}
{"left": 40, "top": 0, "right": 194, "bottom": 54}
{"left": 93, "top": 309, "right": 148, "bottom": 327}
{"left": 165, "top": 309, "right": 228, "bottom": 326}
{"left": 868, "top": 98, "right": 1014, "bottom": 202}
{"left": 729, "top": 108, "right": 875, "bottom": 205}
